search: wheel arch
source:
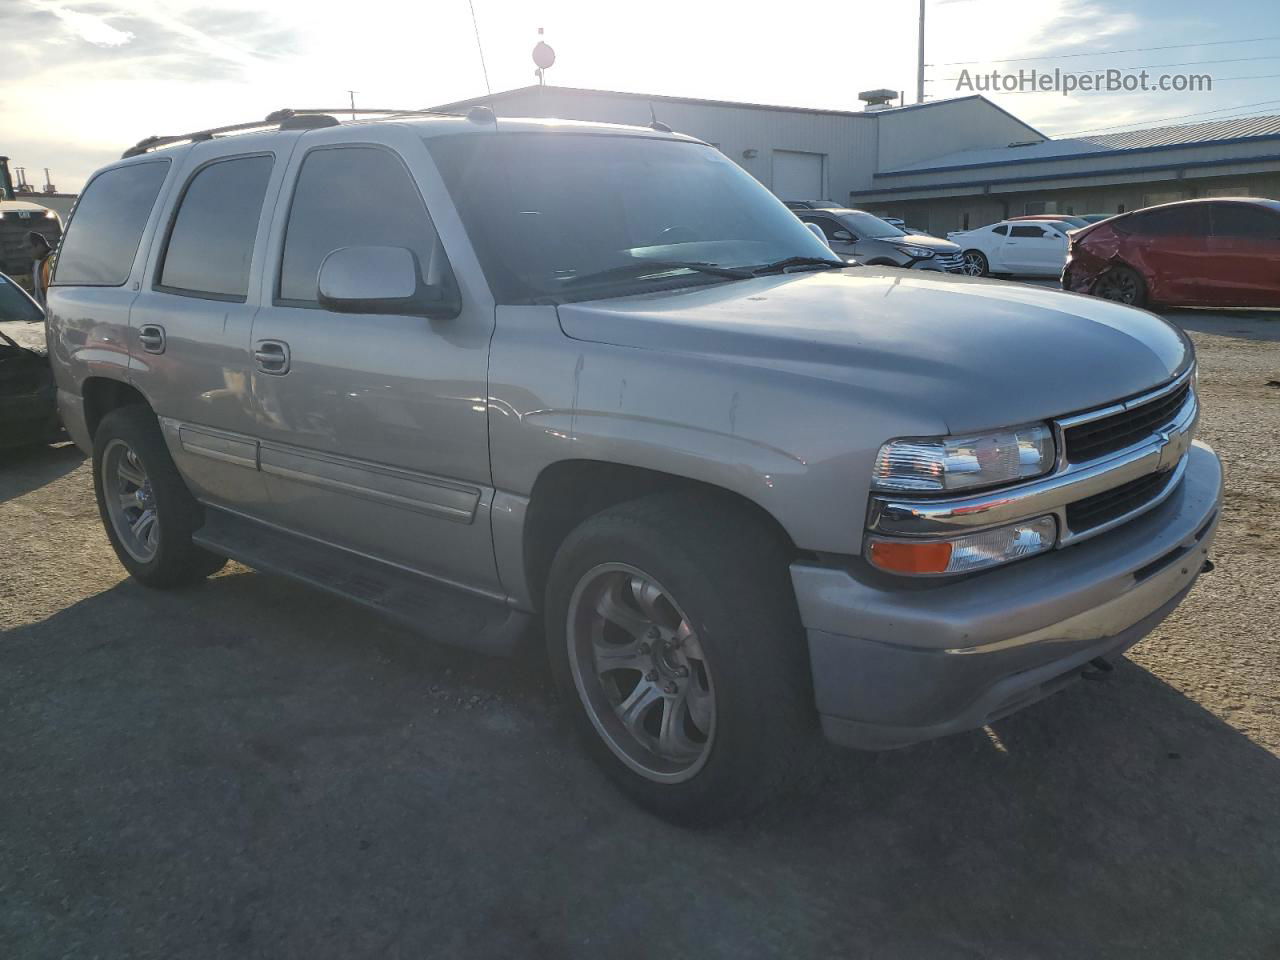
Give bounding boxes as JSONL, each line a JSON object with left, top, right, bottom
{"left": 82, "top": 376, "right": 152, "bottom": 439}
{"left": 517, "top": 459, "right": 800, "bottom": 612}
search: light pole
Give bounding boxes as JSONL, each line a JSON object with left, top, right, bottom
{"left": 917, "top": 0, "right": 926, "bottom": 104}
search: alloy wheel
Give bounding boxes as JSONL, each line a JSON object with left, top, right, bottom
{"left": 566, "top": 563, "right": 716, "bottom": 783}
{"left": 102, "top": 438, "right": 160, "bottom": 562}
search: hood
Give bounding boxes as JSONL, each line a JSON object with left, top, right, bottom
{"left": 557, "top": 268, "right": 1191, "bottom": 434}
{"left": 896, "top": 233, "right": 958, "bottom": 252}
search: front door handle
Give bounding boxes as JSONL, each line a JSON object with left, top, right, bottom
{"left": 138, "top": 324, "right": 166, "bottom": 354}
{"left": 254, "top": 339, "right": 291, "bottom": 375}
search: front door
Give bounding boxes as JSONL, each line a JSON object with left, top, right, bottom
{"left": 1205, "top": 202, "right": 1280, "bottom": 307}
{"left": 248, "top": 139, "right": 499, "bottom": 591}
{"left": 1001, "top": 224, "right": 1066, "bottom": 275}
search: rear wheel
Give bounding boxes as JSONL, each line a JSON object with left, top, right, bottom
{"left": 961, "top": 250, "right": 989, "bottom": 276}
{"left": 93, "top": 405, "right": 226, "bottom": 588}
{"left": 545, "top": 492, "right": 816, "bottom": 825}
{"left": 1093, "top": 265, "right": 1147, "bottom": 306}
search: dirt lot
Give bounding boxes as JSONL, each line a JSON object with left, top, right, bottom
{"left": 2, "top": 310, "right": 1278, "bottom": 959}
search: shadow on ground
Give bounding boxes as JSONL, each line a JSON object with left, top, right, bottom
{"left": 2, "top": 570, "right": 1277, "bottom": 959}
{"left": 0, "top": 442, "right": 85, "bottom": 505}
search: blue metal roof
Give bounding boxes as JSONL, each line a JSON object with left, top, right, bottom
{"left": 881, "top": 114, "right": 1280, "bottom": 176}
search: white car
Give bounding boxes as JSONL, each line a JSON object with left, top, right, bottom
{"left": 947, "top": 219, "right": 1071, "bottom": 277}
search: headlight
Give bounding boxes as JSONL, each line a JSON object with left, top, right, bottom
{"left": 895, "top": 244, "right": 934, "bottom": 259}
{"left": 867, "top": 515, "right": 1057, "bottom": 575}
{"left": 873, "top": 422, "right": 1055, "bottom": 492}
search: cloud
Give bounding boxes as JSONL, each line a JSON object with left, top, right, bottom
{"left": 29, "top": 0, "right": 134, "bottom": 46}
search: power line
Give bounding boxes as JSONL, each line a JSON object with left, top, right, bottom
{"left": 934, "top": 34, "right": 1280, "bottom": 67}
{"left": 466, "top": 0, "right": 491, "bottom": 96}
{"left": 1049, "top": 98, "right": 1280, "bottom": 138}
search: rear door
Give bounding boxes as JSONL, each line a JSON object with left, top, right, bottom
{"left": 1205, "top": 202, "right": 1280, "bottom": 306}
{"left": 1123, "top": 205, "right": 1212, "bottom": 304}
{"left": 247, "top": 129, "right": 500, "bottom": 591}
{"left": 128, "top": 134, "right": 300, "bottom": 514}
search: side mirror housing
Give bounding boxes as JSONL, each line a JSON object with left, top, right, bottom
{"left": 804, "top": 222, "right": 831, "bottom": 248}
{"left": 317, "top": 246, "right": 460, "bottom": 318}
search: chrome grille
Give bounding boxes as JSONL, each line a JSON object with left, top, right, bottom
{"left": 1063, "top": 378, "right": 1192, "bottom": 463}
{"left": 1065, "top": 469, "right": 1176, "bottom": 533}
{"left": 935, "top": 252, "right": 965, "bottom": 273}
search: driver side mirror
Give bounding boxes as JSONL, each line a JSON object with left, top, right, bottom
{"left": 317, "top": 245, "right": 460, "bottom": 318}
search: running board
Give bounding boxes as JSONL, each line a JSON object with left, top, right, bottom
{"left": 192, "top": 508, "right": 530, "bottom": 655}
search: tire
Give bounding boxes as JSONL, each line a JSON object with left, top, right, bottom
{"left": 1093, "top": 265, "right": 1147, "bottom": 307}
{"left": 92, "top": 405, "right": 226, "bottom": 588}
{"left": 544, "top": 491, "right": 816, "bottom": 825}
{"left": 961, "top": 250, "right": 989, "bottom": 277}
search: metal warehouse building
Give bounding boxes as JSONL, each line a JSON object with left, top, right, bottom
{"left": 434, "top": 86, "right": 1280, "bottom": 235}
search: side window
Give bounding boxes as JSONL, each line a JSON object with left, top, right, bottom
{"left": 52, "top": 160, "right": 169, "bottom": 286}
{"left": 992, "top": 224, "right": 1009, "bottom": 236}
{"left": 1210, "top": 203, "right": 1280, "bottom": 240}
{"left": 1010, "top": 225, "right": 1046, "bottom": 238}
{"left": 279, "top": 146, "right": 450, "bottom": 304}
{"left": 801, "top": 216, "right": 843, "bottom": 242}
{"left": 1129, "top": 206, "right": 1208, "bottom": 236}
{"left": 158, "top": 154, "right": 274, "bottom": 300}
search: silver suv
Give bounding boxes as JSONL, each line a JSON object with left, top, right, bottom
{"left": 47, "top": 109, "right": 1221, "bottom": 824}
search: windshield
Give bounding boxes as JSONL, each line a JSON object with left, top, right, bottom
{"left": 426, "top": 132, "right": 836, "bottom": 303}
{"left": 837, "top": 212, "right": 905, "bottom": 239}
{"left": 0, "top": 274, "right": 43, "bottom": 323}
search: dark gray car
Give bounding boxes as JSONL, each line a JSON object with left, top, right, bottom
{"left": 798, "top": 208, "right": 964, "bottom": 272}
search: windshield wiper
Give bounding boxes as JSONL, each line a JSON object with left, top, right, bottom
{"left": 560, "top": 259, "right": 754, "bottom": 287}
{"left": 748, "top": 256, "right": 846, "bottom": 276}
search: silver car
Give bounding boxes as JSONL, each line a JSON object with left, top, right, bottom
{"left": 796, "top": 208, "right": 964, "bottom": 271}
{"left": 46, "top": 110, "right": 1221, "bottom": 824}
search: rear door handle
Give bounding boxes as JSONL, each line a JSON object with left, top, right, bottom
{"left": 138, "top": 324, "right": 166, "bottom": 354}
{"left": 254, "top": 339, "right": 291, "bottom": 375}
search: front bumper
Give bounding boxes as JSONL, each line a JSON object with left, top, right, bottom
{"left": 792, "top": 440, "right": 1222, "bottom": 749}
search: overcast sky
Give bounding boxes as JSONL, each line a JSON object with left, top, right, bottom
{"left": 2, "top": 0, "right": 1276, "bottom": 191}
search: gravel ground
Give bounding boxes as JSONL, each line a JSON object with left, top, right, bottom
{"left": 2, "top": 309, "right": 1278, "bottom": 959}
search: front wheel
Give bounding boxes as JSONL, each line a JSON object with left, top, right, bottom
{"left": 545, "top": 492, "right": 816, "bottom": 825}
{"left": 960, "top": 250, "right": 989, "bottom": 276}
{"left": 93, "top": 405, "right": 226, "bottom": 588}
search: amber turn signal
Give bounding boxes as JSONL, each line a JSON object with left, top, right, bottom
{"left": 867, "top": 539, "right": 954, "bottom": 575}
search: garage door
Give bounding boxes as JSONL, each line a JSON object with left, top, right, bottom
{"left": 772, "top": 150, "right": 825, "bottom": 203}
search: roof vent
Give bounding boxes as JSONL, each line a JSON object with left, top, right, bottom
{"left": 858, "top": 88, "right": 898, "bottom": 112}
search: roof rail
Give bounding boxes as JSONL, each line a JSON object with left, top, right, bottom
{"left": 120, "top": 107, "right": 463, "bottom": 158}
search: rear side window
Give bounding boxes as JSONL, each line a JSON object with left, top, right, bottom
{"left": 1010, "top": 225, "right": 1046, "bottom": 238}
{"left": 1210, "top": 203, "right": 1280, "bottom": 239}
{"left": 1122, "top": 205, "right": 1209, "bottom": 236}
{"left": 158, "top": 155, "right": 273, "bottom": 300}
{"left": 992, "top": 224, "right": 1009, "bottom": 236}
{"left": 278, "top": 146, "right": 448, "bottom": 304}
{"left": 53, "top": 160, "right": 169, "bottom": 286}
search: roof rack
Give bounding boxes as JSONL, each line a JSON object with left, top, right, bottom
{"left": 120, "top": 107, "right": 469, "bottom": 159}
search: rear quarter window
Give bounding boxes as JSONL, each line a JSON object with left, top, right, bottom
{"left": 52, "top": 160, "right": 170, "bottom": 286}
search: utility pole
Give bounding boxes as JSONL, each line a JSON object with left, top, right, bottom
{"left": 347, "top": 89, "right": 357, "bottom": 122}
{"left": 916, "top": 0, "right": 926, "bottom": 104}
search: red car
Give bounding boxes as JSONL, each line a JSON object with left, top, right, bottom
{"left": 1062, "top": 197, "right": 1280, "bottom": 308}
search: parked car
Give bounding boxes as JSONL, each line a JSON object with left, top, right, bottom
{"left": 878, "top": 216, "right": 935, "bottom": 237}
{"left": 1008, "top": 214, "right": 1091, "bottom": 230}
{"left": 0, "top": 270, "right": 58, "bottom": 450}
{"left": 948, "top": 219, "right": 1071, "bottom": 277}
{"left": 1063, "top": 197, "right": 1280, "bottom": 308}
{"left": 1078, "top": 213, "right": 1116, "bottom": 224}
{"left": 798, "top": 208, "right": 965, "bottom": 271}
{"left": 47, "top": 111, "right": 1221, "bottom": 824}
{"left": 783, "top": 200, "right": 843, "bottom": 210}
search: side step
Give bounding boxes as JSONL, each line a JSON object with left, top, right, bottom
{"left": 192, "top": 508, "right": 530, "bottom": 655}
